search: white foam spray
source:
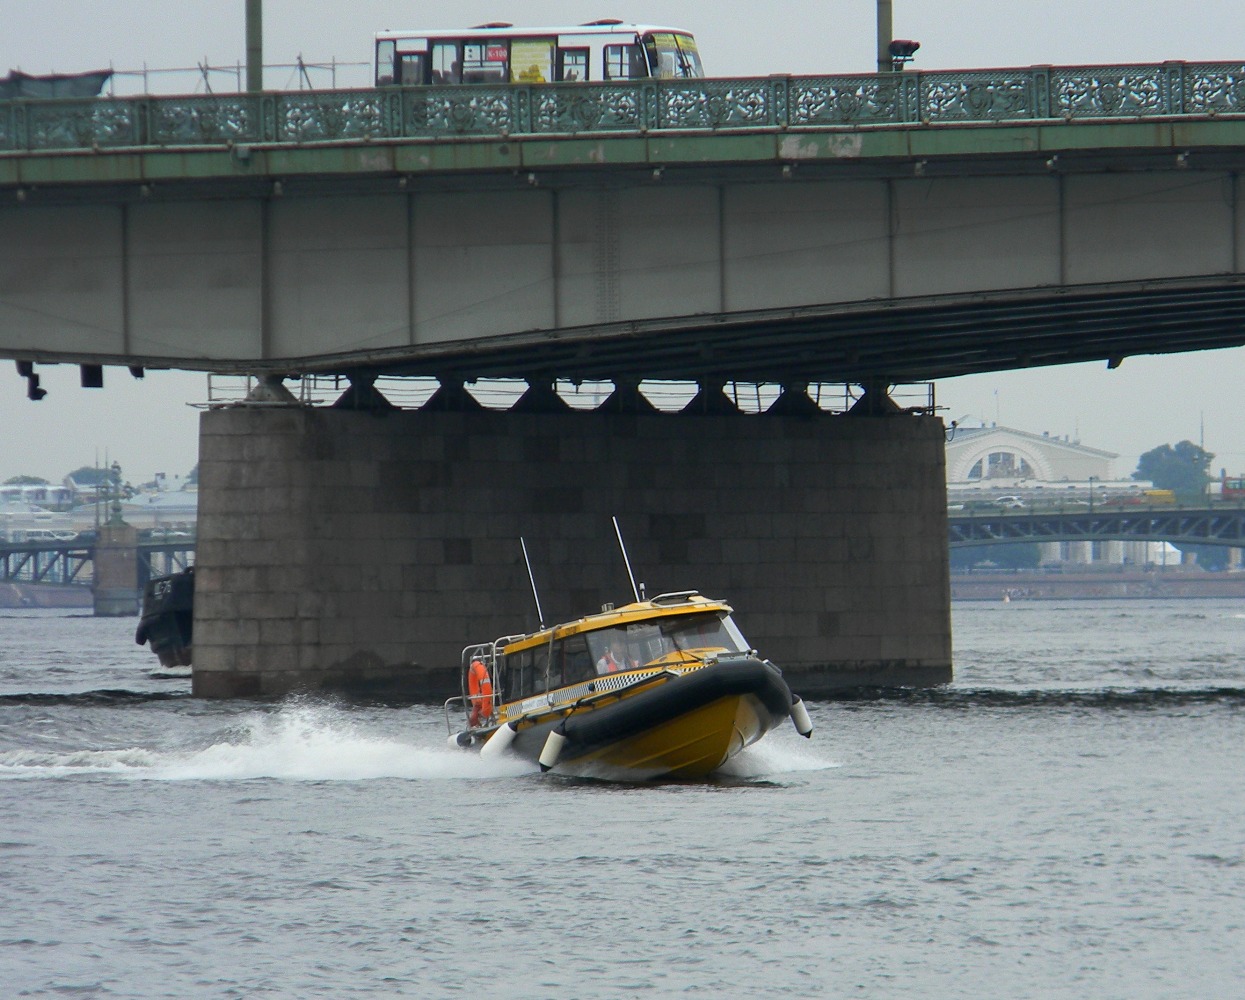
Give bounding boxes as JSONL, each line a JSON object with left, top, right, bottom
{"left": 0, "top": 702, "right": 534, "bottom": 782}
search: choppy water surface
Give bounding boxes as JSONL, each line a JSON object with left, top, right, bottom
{"left": 1, "top": 601, "right": 1243, "bottom": 998}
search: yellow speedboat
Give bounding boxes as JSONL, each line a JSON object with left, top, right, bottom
{"left": 445, "top": 590, "right": 813, "bottom": 779}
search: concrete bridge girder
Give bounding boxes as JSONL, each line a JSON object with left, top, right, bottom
{"left": 3, "top": 158, "right": 1245, "bottom": 385}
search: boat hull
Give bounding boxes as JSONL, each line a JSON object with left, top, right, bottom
{"left": 134, "top": 568, "right": 194, "bottom": 669}
{"left": 503, "top": 657, "right": 793, "bottom": 779}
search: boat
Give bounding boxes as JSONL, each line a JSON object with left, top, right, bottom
{"left": 135, "top": 567, "right": 194, "bottom": 672}
{"left": 445, "top": 589, "right": 813, "bottom": 779}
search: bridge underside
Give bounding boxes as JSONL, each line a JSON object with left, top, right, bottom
{"left": 5, "top": 152, "right": 1245, "bottom": 384}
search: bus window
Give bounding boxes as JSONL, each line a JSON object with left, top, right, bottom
{"left": 644, "top": 32, "right": 704, "bottom": 79}
{"left": 557, "top": 48, "right": 588, "bottom": 82}
{"left": 603, "top": 43, "right": 647, "bottom": 80}
{"left": 431, "top": 42, "right": 460, "bottom": 84}
{"left": 675, "top": 34, "right": 704, "bottom": 77}
{"left": 376, "top": 39, "right": 396, "bottom": 85}
{"left": 398, "top": 52, "right": 426, "bottom": 85}
{"left": 463, "top": 41, "right": 508, "bottom": 83}
{"left": 511, "top": 38, "right": 555, "bottom": 83}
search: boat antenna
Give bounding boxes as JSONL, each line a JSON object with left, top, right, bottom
{"left": 520, "top": 537, "right": 545, "bottom": 629}
{"left": 612, "top": 516, "right": 641, "bottom": 603}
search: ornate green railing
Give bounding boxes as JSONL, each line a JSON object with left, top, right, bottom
{"left": 3, "top": 62, "right": 1245, "bottom": 153}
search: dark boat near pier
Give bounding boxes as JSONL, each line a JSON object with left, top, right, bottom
{"left": 135, "top": 567, "right": 194, "bottom": 670}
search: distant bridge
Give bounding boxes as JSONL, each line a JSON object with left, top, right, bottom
{"left": 0, "top": 537, "right": 195, "bottom": 586}
{"left": 948, "top": 504, "right": 1245, "bottom": 548}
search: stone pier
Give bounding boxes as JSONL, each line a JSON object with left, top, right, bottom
{"left": 192, "top": 401, "right": 951, "bottom": 699}
{"left": 92, "top": 522, "right": 141, "bottom": 617}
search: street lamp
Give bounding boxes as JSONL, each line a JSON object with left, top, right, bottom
{"left": 878, "top": 1, "right": 920, "bottom": 72}
{"left": 1088, "top": 475, "right": 1097, "bottom": 514}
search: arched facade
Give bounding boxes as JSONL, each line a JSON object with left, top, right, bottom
{"left": 947, "top": 426, "right": 1114, "bottom": 485}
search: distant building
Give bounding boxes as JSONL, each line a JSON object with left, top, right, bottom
{"left": 945, "top": 422, "right": 1221, "bottom": 568}
{"left": 946, "top": 422, "right": 1117, "bottom": 486}
{"left": 0, "top": 482, "right": 73, "bottom": 509}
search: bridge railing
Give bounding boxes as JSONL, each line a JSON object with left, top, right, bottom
{"left": 4, "top": 62, "right": 1245, "bottom": 153}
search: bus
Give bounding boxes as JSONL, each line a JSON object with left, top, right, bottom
{"left": 373, "top": 20, "right": 704, "bottom": 87}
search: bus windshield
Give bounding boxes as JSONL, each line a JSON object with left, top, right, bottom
{"left": 643, "top": 32, "right": 704, "bottom": 79}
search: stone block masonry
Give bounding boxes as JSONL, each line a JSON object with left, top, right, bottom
{"left": 192, "top": 405, "right": 951, "bottom": 699}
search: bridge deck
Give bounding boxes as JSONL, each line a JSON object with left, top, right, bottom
{"left": 949, "top": 503, "right": 1245, "bottom": 547}
{"left": 6, "top": 63, "right": 1245, "bottom": 384}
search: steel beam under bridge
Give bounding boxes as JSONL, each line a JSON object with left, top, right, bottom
{"left": 8, "top": 76, "right": 1245, "bottom": 383}
{"left": 949, "top": 506, "right": 1245, "bottom": 548}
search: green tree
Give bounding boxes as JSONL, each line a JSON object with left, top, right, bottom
{"left": 3, "top": 475, "right": 49, "bottom": 485}
{"left": 1133, "top": 440, "right": 1214, "bottom": 496}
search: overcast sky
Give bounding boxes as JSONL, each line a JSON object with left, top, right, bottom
{"left": 5, "top": 1, "right": 1245, "bottom": 484}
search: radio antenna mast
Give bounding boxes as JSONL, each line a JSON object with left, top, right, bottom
{"left": 520, "top": 537, "right": 545, "bottom": 629}
{"left": 612, "top": 516, "right": 641, "bottom": 603}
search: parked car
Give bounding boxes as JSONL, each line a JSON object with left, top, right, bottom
{"left": 995, "top": 495, "right": 1026, "bottom": 509}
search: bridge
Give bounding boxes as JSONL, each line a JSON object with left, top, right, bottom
{"left": 5, "top": 63, "right": 1245, "bottom": 387}
{"left": 7, "top": 63, "right": 1245, "bottom": 697}
{"left": 948, "top": 503, "right": 1245, "bottom": 548}
{"left": 0, "top": 536, "right": 195, "bottom": 587}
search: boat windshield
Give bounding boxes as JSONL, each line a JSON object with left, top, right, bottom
{"left": 587, "top": 612, "right": 748, "bottom": 672}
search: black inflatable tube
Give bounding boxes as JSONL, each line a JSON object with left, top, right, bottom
{"left": 560, "top": 657, "right": 792, "bottom": 752}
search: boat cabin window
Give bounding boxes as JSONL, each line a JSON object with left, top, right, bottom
{"left": 586, "top": 612, "right": 748, "bottom": 674}
{"left": 502, "top": 634, "right": 594, "bottom": 699}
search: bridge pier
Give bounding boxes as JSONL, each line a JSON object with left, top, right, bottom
{"left": 191, "top": 397, "right": 952, "bottom": 699}
{"left": 92, "top": 522, "right": 141, "bottom": 616}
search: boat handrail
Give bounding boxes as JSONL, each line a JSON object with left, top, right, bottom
{"left": 649, "top": 590, "right": 701, "bottom": 605}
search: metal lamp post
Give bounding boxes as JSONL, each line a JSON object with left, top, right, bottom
{"left": 246, "top": 0, "right": 263, "bottom": 93}
{"left": 877, "top": 0, "right": 893, "bottom": 73}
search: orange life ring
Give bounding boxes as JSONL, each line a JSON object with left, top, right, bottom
{"left": 468, "top": 658, "right": 493, "bottom": 726}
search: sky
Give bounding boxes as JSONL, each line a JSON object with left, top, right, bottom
{"left": 5, "top": 0, "right": 1245, "bottom": 484}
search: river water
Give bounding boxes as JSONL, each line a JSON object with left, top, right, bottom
{"left": 1, "top": 600, "right": 1242, "bottom": 998}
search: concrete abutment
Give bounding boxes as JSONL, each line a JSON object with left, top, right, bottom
{"left": 191, "top": 405, "right": 952, "bottom": 699}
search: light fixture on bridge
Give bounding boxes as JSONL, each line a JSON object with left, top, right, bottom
{"left": 272, "top": 180, "right": 284, "bottom": 197}
{"left": 652, "top": 166, "right": 664, "bottom": 181}
{"left": 1177, "top": 151, "right": 1190, "bottom": 168}
{"left": 913, "top": 160, "right": 927, "bottom": 176}
{"left": 887, "top": 39, "right": 920, "bottom": 71}
{"left": 527, "top": 172, "right": 538, "bottom": 186}
{"left": 15, "top": 187, "right": 26, "bottom": 202}
{"left": 1046, "top": 155, "right": 1060, "bottom": 170}
{"left": 781, "top": 164, "right": 792, "bottom": 179}
{"left": 139, "top": 184, "right": 151, "bottom": 197}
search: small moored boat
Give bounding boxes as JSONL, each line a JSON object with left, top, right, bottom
{"left": 445, "top": 590, "right": 813, "bottom": 779}
{"left": 135, "top": 567, "right": 194, "bottom": 672}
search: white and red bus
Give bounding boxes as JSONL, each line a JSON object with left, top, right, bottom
{"left": 374, "top": 20, "right": 704, "bottom": 86}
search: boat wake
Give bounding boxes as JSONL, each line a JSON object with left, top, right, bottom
{"left": 0, "top": 703, "right": 535, "bottom": 782}
{"left": 718, "top": 730, "right": 840, "bottom": 779}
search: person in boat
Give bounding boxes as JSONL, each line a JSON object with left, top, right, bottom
{"left": 467, "top": 656, "right": 493, "bottom": 726}
{"left": 595, "top": 638, "right": 634, "bottom": 675}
